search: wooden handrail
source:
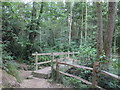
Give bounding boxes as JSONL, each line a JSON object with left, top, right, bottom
{"left": 58, "top": 61, "right": 120, "bottom": 81}
{"left": 56, "top": 61, "right": 120, "bottom": 89}
{"left": 59, "top": 71, "right": 92, "bottom": 85}
{"left": 100, "top": 70, "right": 120, "bottom": 81}
{"left": 59, "top": 71, "right": 104, "bottom": 90}
{"left": 36, "top": 60, "right": 56, "bottom": 65}
{"left": 111, "top": 55, "right": 120, "bottom": 58}
{"left": 58, "top": 62, "right": 93, "bottom": 70}
{"left": 32, "top": 52, "right": 79, "bottom": 56}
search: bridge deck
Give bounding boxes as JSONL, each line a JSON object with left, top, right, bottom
{"left": 32, "top": 67, "right": 51, "bottom": 79}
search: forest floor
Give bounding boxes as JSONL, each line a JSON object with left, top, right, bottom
{"left": 20, "top": 70, "right": 68, "bottom": 88}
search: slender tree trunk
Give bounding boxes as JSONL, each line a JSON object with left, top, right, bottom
{"left": 104, "top": 2, "right": 117, "bottom": 69}
{"left": 68, "top": 2, "right": 73, "bottom": 45}
{"left": 96, "top": 2, "right": 103, "bottom": 59}
{"left": 37, "top": 2, "right": 44, "bottom": 43}
{"left": 81, "top": 3, "right": 83, "bottom": 45}
{"left": 113, "top": 31, "right": 116, "bottom": 54}
{"left": 29, "top": 2, "right": 37, "bottom": 43}
{"left": 85, "top": 3, "right": 87, "bottom": 42}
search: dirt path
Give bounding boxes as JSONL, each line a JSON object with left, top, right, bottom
{"left": 20, "top": 70, "right": 68, "bottom": 88}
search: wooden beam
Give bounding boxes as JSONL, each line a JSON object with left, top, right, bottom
{"left": 58, "top": 62, "right": 93, "bottom": 70}
{"left": 100, "top": 70, "right": 120, "bottom": 81}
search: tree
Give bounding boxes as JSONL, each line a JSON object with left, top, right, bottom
{"left": 85, "top": 3, "right": 88, "bottom": 42}
{"left": 68, "top": 2, "right": 73, "bottom": 46}
{"left": 104, "top": 2, "right": 117, "bottom": 69}
{"left": 96, "top": 2, "right": 103, "bottom": 59}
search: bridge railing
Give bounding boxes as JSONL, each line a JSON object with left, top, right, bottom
{"left": 56, "top": 59, "right": 120, "bottom": 89}
{"left": 32, "top": 52, "right": 79, "bottom": 70}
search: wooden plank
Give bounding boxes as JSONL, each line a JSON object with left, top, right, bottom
{"left": 32, "top": 52, "right": 79, "bottom": 56}
{"left": 100, "top": 70, "right": 120, "bottom": 81}
{"left": 59, "top": 71, "right": 104, "bottom": 89}
{"left": 58, "top": 62, "right": 93, "bottom": 70}
{"left": 37, "top": 60, "right": 56, "bottom": 65}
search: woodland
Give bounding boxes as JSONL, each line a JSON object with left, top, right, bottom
{"left": 1, "top": 1, "right": 120, "bottom": 89}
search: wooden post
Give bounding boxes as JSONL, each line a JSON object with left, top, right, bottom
{"left": 68, "top": 51, "right": 70, "bottom": 58}
{"left": 73, "top": 52, "right": 75, "bottom": 63}
{"left": 56, "top": 59, "right": 59, "bottom": 81}
{"left": 92, "top": 61, "right": 99, "bottom": 88}
{"left": 35, "top": 52, "right": 38, "bottom": 70}
{"left": 51, "top": 52, "right": 54, "bottom": 78}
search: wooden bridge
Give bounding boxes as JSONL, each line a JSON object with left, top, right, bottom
{"left": 32, "top": 52, "right": 120, "bottom": 90}
{"left": 32, "top": 52, "right": 78, "bottom": 79}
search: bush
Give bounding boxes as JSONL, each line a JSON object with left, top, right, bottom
{"left": 98, "top": 75, "right": 120, "bottom": 88}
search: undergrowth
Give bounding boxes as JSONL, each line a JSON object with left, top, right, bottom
{"left": 4, "top": 61, "right": 22, "bottom": 83}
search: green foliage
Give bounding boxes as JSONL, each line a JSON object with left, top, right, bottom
{"left": 2, "top": 51, "right": 13, "bottom": 62}
{"left": 76, "top": 45, "right": 96, "bottom": 66}
{"left": 38, "top": 56, "right": 50, "bottom": 62}
{"left": 98, "top": 75, "right": 120, "bottom": 88}
{"left": 109, "top": 58, "right": 120, "bottom": 75}
{"left": 61, "top": 76, "right": 88, "bottom": 88}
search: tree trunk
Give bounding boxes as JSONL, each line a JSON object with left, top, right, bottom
{"left": 68, "top": 2, "right": 73, "bottom": 45}
{"left": 96, "top": 2, "right": 103, "bottom": 59}
{"left": 29, "top": 2, "right": 37, "bottom": 43}
{"left": 104, "top": 2, "right": 117, "bottom": 69}
{"left": 85, "top": 3, "right": 87, "bottom": 42}
{"left": 81, "top": 3, "right": 83, "bottom": 45}
{"left": 37, "top": 2, "right": 44, "bottom": 43}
